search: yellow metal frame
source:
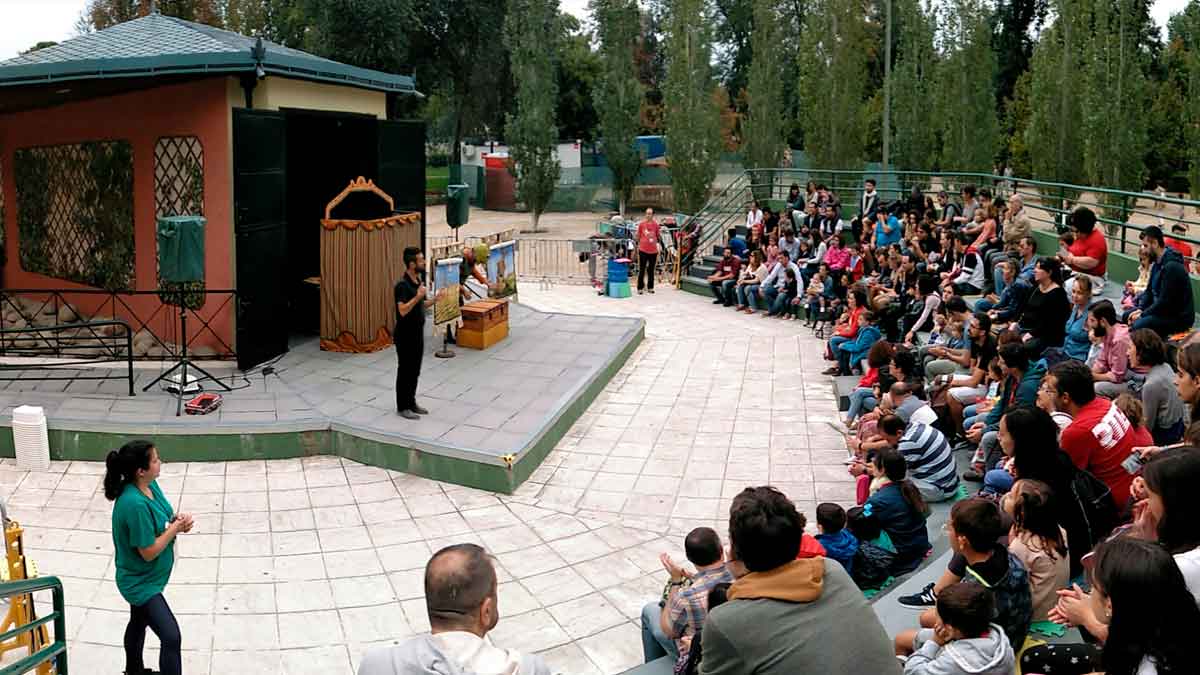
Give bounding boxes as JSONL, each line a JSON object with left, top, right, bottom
{"left": 0, "top": 519, "right": 53, "bottom": 675}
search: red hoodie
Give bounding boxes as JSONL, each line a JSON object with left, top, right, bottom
{"left": 796, "top": 534, "right": 827, "bottom": 559}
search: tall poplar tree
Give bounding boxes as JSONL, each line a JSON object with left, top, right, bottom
{"left": 797, "top": 0, "right": 869, "bottom": 170}
{"left": 1026, "top": 0, "right": 1086, "bottom": 184}
{"left": 504, "top": 0, "right": 562, "bottom": 232}
{"left": 591, "top": 0, "right": 644, "bottom": 214}
{"left": 890, "top": 0, "right": 938, "bottom": 172}
{"left": 741, "top": 0, "right": 786, "bottom": 170}
{"left": 936, "top": 0, "right": 999, "bottom": 171}
{"left": 663, "top": 0, "right": 722, "bottom": 214}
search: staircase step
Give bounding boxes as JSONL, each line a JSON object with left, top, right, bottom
{"left": 691, "top": 263, "right": 716, "bottom": 277}
{"left": 680, "top": 275, "right": 710, "bottom": 297}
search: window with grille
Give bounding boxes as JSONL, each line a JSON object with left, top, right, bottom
{"left": 14, "top": 141, "right": 135, "bottom": 289}
{"left": 154, "top": 136, "right": 204, "bottom": 218}
{"left": 154, "top": 136, "right": 206, "bottom": 306}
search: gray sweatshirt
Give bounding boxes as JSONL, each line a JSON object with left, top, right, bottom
{"left": 1142, "top": 363, "right": 1186, "bottom": 432}
{"left": 903, "top": 625, "right": 1014, "bottom": 675}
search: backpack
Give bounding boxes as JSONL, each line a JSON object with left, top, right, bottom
{"left": 1069, "top": 467, "right": 1119, "bottom": 556}
{"left": 962, "top": 551, "right": 1033, "bottom": 650}
{"left": 852, "top": 541, "right": 896, "bottom": 590}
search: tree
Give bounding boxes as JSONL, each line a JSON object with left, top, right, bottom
{"left": 20, "top": 42, "right": 59, "bottom": 55}
{"left": 504, "top": 0, "right": 561, "bottom": 232}
{"left": 936, "top": 0, "right": 1000, "bottom": 171}
{"left": 555, "top": 13, "right": 602, "bottom": 142}
{"left": 1169, "top": 0, "right": 1200, "bottom": 197}
{"left": 663, "top": 0, "right": 722, "bottom": 214}
{"left": 81, "top": 0, "right": 222, "bottom": 30}
{"left": 797, "top": 0, "right": 870, "bottom": 170}
{"left": 1026, "top": 1, "right": 1086, "bottom": 184}
{"left": 1081, "top": 0, "right": 1149, "bottom": 214}
{"left": 295, "top": 0, "right": 412, "bottom": 76}
{"left": 890, "top": 0, "right": 938, "bottom": 172}
{"left": 741, "top": 0, "right": 786, "bottom": 170}
{"left": 1004, "top": 69, "right": 1035, "bottom": 176}
{"left": 592, "top": 0, "right": 645, "bottom": 214}
{"left": 992, "top": 0, "right": 1046, "bottom": 111}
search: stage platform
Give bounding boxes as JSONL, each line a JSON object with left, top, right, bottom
{"left": 0, "top": 302, "right": 644, "bottom": 493}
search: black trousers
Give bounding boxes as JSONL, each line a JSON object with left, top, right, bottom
{"left": 395, "top": 331, "right": 424, "bottom": 412}
{"left": 125, "top": 593, "right": 181, "bottom": 675}
{"left": 638, "top": 251, "right": 657, "bottom": 290}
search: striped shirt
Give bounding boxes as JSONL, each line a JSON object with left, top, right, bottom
{"left": 898, "top": 422, "right": 958, "bottom": 493}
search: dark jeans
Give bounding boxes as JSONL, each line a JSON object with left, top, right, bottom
{"left": 395, "top": 332, "right": 424, "bottom": 412}
{"left": 638, "top": 251, "right": 657, "bottom": 291}
{"left": 710, "top": 279, "right": 735, "bottom": 304}
{"left": 125, "top": 593, "right": 181, "bottom": 675}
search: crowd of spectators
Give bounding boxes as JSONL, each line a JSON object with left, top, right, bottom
{"left": 629, "top": 181, "right": 1200, "bottom": 674}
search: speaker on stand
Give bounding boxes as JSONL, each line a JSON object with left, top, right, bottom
{"left": 144, "top": 216, "right": 231, "bottom": 415}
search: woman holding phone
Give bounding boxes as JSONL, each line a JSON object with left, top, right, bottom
{"left": 105, "top": 439, "right": 193, "bottom": 675}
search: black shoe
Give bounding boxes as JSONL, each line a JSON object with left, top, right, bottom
{"left": 962, "top": 468, "right": 985, "bottom": 482}
{"left": 649, "top": 289, "right": 655, "bottom": 294}
{"left": 898, "top": 582, "right": 937, "bottom": 609}
{"left": 399, "top": 409, "right": 420, "bottom": 420}
{"left": 411, "top": 404, "right": 429, "bottom": 415}
{"left": 712, "top": 299, "right": 723, "bottom": 304}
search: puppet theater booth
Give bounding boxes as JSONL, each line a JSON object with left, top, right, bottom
{"left": 0, "top": 12, "right": 426, "bottom": 374}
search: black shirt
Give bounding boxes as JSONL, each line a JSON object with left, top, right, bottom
{"left": 1019, "top": 285, "right": 1071, "bottom": 347}
{"left": 948, "top": 544, "right": 1010, "bottom": 586}
{"left": 971, "top": 334, "right": 997, "bottom": 372}
{"left": 394, "top": 273, "right": 425, "bottom": 336}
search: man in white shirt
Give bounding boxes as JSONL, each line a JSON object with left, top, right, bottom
{"left": 358, "top": 544, "right": 552, "bottom": 675}
{"left": 853, "top": 178, "right": 879, "bottom": 243}
{"left": 754, "top": 250, "right": 800, "bottom": 313}
{"left": 746, "top": 199, "right": 764, "bottom": 230}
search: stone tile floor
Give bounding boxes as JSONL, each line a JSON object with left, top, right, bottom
{"left": 5, "top": 284, "right": 853, "bottom": 674}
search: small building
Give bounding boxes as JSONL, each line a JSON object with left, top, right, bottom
{"left": 0, "top": 13, "right": 426, "bottom": 369}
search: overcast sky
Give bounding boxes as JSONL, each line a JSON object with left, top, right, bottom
{"left": 0, "top": 0, "right": 1192, "bottom": 61}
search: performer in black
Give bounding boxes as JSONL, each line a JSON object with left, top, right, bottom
{"left": 395, "top": 246, "right": 431, "bottom": 419}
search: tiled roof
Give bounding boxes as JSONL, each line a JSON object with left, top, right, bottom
{"left": 0, "top": 13, "right": 415, "bottom": 93}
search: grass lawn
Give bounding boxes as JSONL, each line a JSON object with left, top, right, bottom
{"left": 426, "top": 166, "right": 449, "bottom": 194}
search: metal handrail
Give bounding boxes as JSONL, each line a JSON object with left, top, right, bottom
{"left": 0, "top": 576, "right": 67, "bottom": 675}
{"left": 733, "top": 168, "right": 1200, "bottom": 262}
{"left": 675, "top": 173, "right": 754, "bottom": 281}
{"left": 0, "top": 319, "right": 135, "bottom": 396}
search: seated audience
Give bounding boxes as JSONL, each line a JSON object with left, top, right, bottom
{"left": 977, "top": 260, "right": 1031, "bottom": 319}
{"left": 1045, "top": 360, "right": 1139, "bottom": 509}
{"left": 1129, "top": 225, "right": 1194, "bottom": 338}
{"left": 1061, "top": 275, "right": 1093, "bottom": 361}
{"left": 965, "top": 342, "right": 1046, "bottom": 481}
{"left": 944, "top": 233, "right": 985, "bottom": 296}
{"left": 1089, "top": 300, "right": 1132, "bottom": 398}
{"left": 903, "top": 275, "right": 943, "bottom": 344}
{"left": 846, "top": 507, "right": 897, "bottom": 590}
{"left": 358, "top": 543, "right": 553, "bottom": 675}
{"left": 875, "top": 208, "right": 902, "bottom": 250}
{"left": 890, "top": 382, "right": 938, "bottom": 426}
{"left": 1061, "top": 206, "right": 1107, "bottom": 296}
{"left": 897, "top": 499, "right": 1032, "bottom": 652}
{"left": 732, "top": 250, "right": 767, "bottom": 311}
{"left": 842, "top": 341, "right": 895, "bottom": 429}
{"left": 877, "top": 414, "right": 958, "bottom": 503}
{"left": 1127, "top": 329, "right": 1186, "bottom": 445}
{"left": 679, "top": 583, "right": 731, "bottom": 675}
{"left": 1027, "top": 537, "right": 1200, "bottom": 675}
{"left": 640, "top": 527, "right": 735, "bottom": 667}
{"left": 698, "top": 487, "right": 900, "bottom": 674}
{"left": 833, "top": 311, "right": 881, "bottom": 376}
{"left": 823, "top": 234, "right": 851, "bottom": 271}
{"left": 1017, "top": 257, "right": 1071, "bottom": 359}
{"left": 824, "top": 290, "right": 867, "bottom": 374}
{"left": 1001, "top": 479, "right": 1069, "bottom": 622}
{"left": 815, "top": 503, "right": 859, "bottom": 575}
{"left": 897, "top": 583, "right": 1015, "bottom": 675}
{"left": 706, "top": 246, "right": 741, "bottom": 306}
{"left": 778, "top": 227, "right": 801, "bottom": 261}
{"left": 727, "top": 226, "right": 748, "bottom": 260}
{"left": 865, "top": 448, "right": 931, "bottom": 575}
{"left": 754, "top": 250, "right": 799, "bottom": 313}
{"left": 1143, "top": 450, "right": 1200, "bottom": 602}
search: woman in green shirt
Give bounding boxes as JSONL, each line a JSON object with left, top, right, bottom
{"left": 104, "top": 440, "right": 193, "bottom": 675}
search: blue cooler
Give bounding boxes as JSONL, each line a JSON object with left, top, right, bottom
{"left": 607, "top": 258, "right": 630, "bottom": 281}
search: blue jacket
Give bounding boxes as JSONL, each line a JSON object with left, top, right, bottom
{"left": 729, "top": 236, "right": 748, "bottom": 259}
{"left": 1062, "top": 305, "right": 1091, "bottom": 361}
{"left": 838, "top": 324, "right": 882, "bottom": 368}
{"left": 816, "top": 529, "right": 859, "bottom": 575}
{"left": 989, "top": 278, "right": 1033, "bottom": 322}
{"left": 875, "top": 215, "right": 902, "bottom": 247}
{"left": 865, "top": 482, "right": 930, "bottom": 575}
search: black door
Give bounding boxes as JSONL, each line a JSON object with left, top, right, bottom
{"left": 232, "top": 109, "right": 289, "bottom": 370}
{"left": 376, "top": 120, "right": 427, "bottom": 245}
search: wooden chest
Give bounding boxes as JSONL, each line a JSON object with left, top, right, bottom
{"left": 458, "top": 322, "right": 509, "bottom": 350}
{"left": 461, "top": 299, "right": 509, "bottom": 332}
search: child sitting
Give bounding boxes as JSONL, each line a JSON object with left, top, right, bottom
{"left": 897, "top": 583, "right": 1015, "bottom": 675}
{"left": 864, "top": 448, "right": 931, "bottom": 575}
{"left": 895, "top": 498, "right": 1032, "bottom": 652}
{"left": 1001, "top": 479, "right": 1069, "bottom": 622}
{"left": 846, "top": 506, "right": 896, "bottom": 590}
{"left": 795, "top": 510, "right": 827, "bottom": 559}
{"left": 815, "top": 503, "right": 859, "bottom": 574}
{"left": 1121, "top": 247, "right": 1151, "bottom": 309}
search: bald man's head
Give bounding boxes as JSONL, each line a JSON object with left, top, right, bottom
{"left": 424, "top": 543, "right": 497, "bottom": 635}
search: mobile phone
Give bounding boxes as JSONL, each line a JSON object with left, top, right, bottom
{"left": 1121, "top": 450, "right": 1145, "bottom": 475}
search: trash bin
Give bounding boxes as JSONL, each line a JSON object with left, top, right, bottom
{"left": 12, "top": 405, "right": 50, "bottom": 471}
{"left": 447, "top": 183, "right": 470, "bottom": 228}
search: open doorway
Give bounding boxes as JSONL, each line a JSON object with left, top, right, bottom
{"left": 283, "top": 109, "right": 379, "bottom": 336}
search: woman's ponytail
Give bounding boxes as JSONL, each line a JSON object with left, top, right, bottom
{"left": 103, "top": 440, "right": 154, "bottom": 501}
{"left": 875, "top": 447, "right": 928, "bottom": 516}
